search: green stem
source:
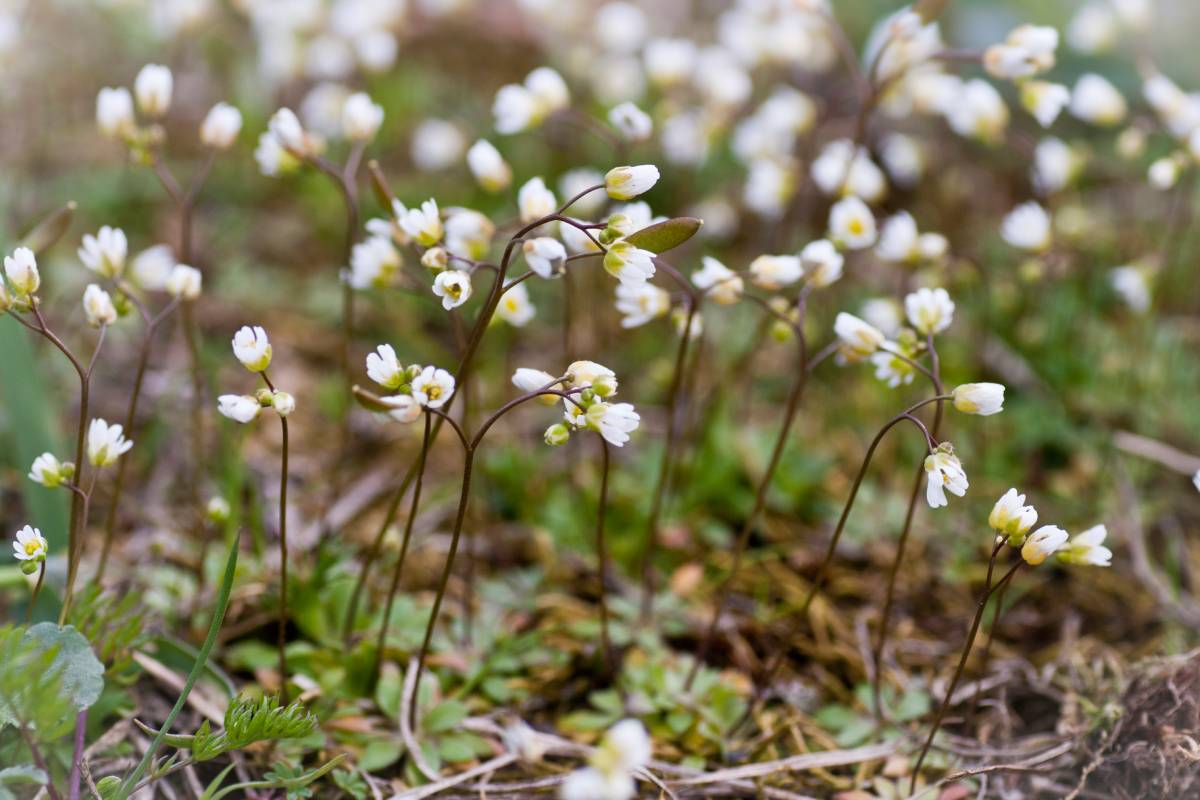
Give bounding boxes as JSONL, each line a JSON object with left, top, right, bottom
{"left": 24, "top": 561, "right": 45, "bottom": 624}
{"left": 595, "top": 435, "right": 616, "bottom": 677}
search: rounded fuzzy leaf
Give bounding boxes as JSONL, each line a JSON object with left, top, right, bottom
{"left": 23, "top": 623, "right": 105, "bottom": 711}
{"left": 623, "top": 217, "right": 703, "bottom": 254}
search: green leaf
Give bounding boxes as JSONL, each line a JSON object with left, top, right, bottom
{"left": 22, "top": 623, "right": 105, "bottom": 710}
{"left": 623, "top": 217, "right": 703, "bottom": 254}
{"left": 423, "top": 700, "right": 468, "bottom": 734}
{"left": 438, "top": 733, "right": 481, "bottom": 763}
{"left": 358, "top": 738, "right": 403, "bottom": 772}
{"left": 0, "top": 766, "right": 47, "bottom": 789}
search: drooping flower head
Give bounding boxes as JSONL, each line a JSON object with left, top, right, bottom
{"left": 924, "top": 443, "right": 968, "bottom": 509}
{"left": 232, "top": 326, "right": 272, "bottom": 372}
{"left": 989, "top": 488, "right": 1038, "bottom": 544}
{"left": 1021, "top": 525, "right": 1069, "bottom": 565}
{"left": 953, "top": 383, "right": 1006, "bottom": 416}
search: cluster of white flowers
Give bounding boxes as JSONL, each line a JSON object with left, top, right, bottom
{"left": 98, "top": 63, "right": 242, "bottom": 152}
{"left": 218, "top": 326, "right": 295, "bottom": 424}
{"left": 516, "top": 361, "right": 640, "bottom": 449}
{"left": 989, "top": 488, "right": 1112, "bottom": 567}
{"left": 364, "top": 344, "right": 455, "bottom": 424}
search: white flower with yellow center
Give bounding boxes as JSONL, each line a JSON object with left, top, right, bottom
{"left": 829, "top": 196, "right": 877, "bottom": 250}
{"left": 692, "top": 256, "right": 743, "bottom": 305}
{"left": 924, "top": 445, "right": 968, "bottom": 508}
{"left": 1021, "top": 525, "right": 1068, "bottom": 565}
{"left": 166, "top": 265, "right": 202, "bottom": 300}
{"left": 566, "top": 360, "right": 617, "bottom": 397}
{"left": 983, "top": 25, "right": 1058, "bottom": 80}
{"left": 584, "top": 402, "right": 641, "bottom": 447}
{"left": 83, "top": 284, "right": 118, "bottom": 328}
{"left": 518, "top": 177, "right": 558, "bottom": 224}
{"left": 5, "top": 246, "right": 40, "bottom": 297}
{"left": 367, "top": 344, "right": 405, "bottom": 390}
{"left": 560, "top": 718, "right": 650, "bottom": 800}
{"left": 834, "top": 312, "right": 886, "bottom": 363}
{"left": 444, "top": 208, "right": 495, "bottom": 260}
{"left": 800, "top": 239, "right": 844, "bottom": 288}
{"left": 467, "top": 139, "right": 512, "bottom": 192}
{"left": 1001, "top": 201, "right": 1052, "bottom": 252}
{"left": 496, "top": 283, "right": 536, "bottom": 327}
{"left": 1069, "top": 73, "right": 1127, "bottom": 127}
{"left": 810, "top": 139, "right": 887, "bottom": 203}
{"left": 254, "top": 132, "right": 299, "bottom": 178}
{"left": 615, "top": 283, "right": 670, "bottom": 328}
{"left": 87, "top": 418, "right": 134, "bottom": 467}
{"left": 1058, "top": 525, "right": 1112, "bottom": 566}
{"left": 748, "top": 255, "right": 803, "bottom": 291}
{"left": 28, "top": 453, "right": 70, "bottom": 488}
{"left": 348, "top": 235, "right": 402, "bottom": 290}
{"left": 397, "top": 198, "right": 444, "bottom": 248}
{"left": 232, "top": 325, "right": 272, "bottom": 372}
{"left": 218, "top": 394, "right": 261, "bottom": 424}
{"left": 268, "top": 107, "right": 317, "bottom": 157}
{"left": 953, "top": 383, "right": 1006, "bottom": 416}
{"left": 1021, "top": 81, "right": 1071, "bottom": 128}
{"left": 432, "top": 270, "right": 473, "bottom": 310}
{"left": 12, "top": 526, "right": 48, "bottom": 563}
{"left": 904, "top": 287, "right": 955, "bottom": 336}
{"left": 523, "top": 237, "right": 567, "bottom": 279}
{"left": 78, "top": 226, "right": 128, "bottom": 279}
{"left": 945, "top": 79, "right": 1009, "bottom": 144}
{"left": 989, "top": 488, "right": 1038, "bottom": 544}
{"left": 411, "top": 366, "right": 455, "bottom": 409}
{"left": 603, "top": 240, "right": 656, "bottom": 286}
{"left": 605, "top": 165, "right": 660, "bottom": 200}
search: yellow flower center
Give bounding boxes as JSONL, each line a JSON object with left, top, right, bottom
{"left": 426, "top": 385, "right": 442, "bottom": 401}
{"left": 848, "top": 218, "right": 865, "bottom": 235}
{"left": 24, "top": 540, "right": 40, "bottom": 555}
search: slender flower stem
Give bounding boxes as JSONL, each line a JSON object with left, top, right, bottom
{"left": 97, "top": 297, "right": 181, "bottom": 582}
{"left": 909, "top": 553, "right": 1022, "bottom": 795}
{"left": 261, "top": 371, "right": 290, "bottom": 703}
{"left": 24, "top": 561, "right": 45, "bottom": 624}
{"left": 685, "top": 294, "right": 811, "bottom": 691}
{"left": 638, "top": 298, "right": 698, "bottom": 622}
{"left": 594, "top": 435, "right": 616, "bottom": 676}
{"left": 371, "top": 412, "right": 434, "bottom": 684}
{"left": 871, "top": 335, "right": 945, "bottom": 723}
{"left": 972, "top": 574, "right": 1010, "bottom": 715}
{"left": 752, "top": 394, "right": 953, "bottom": 699}
{"left": 68, "top": 709, "right": 88, "bottom": 800}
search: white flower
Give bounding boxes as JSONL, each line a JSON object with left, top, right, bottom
{"left": 12, "top": 526, "right": 48, "bottom": 563}
{"left": 381, "top": 394, "right": 422, "bottom": 423}
{"left": 989, "top": 488, "right": 1038, "bottom": 543}
{"left": 525, "top": 66, "right": 570, "bottom": 113}
{"left": 432, "top": 270, "right": 473, "bottom": 310}
{"left": 828, "top": 196, "right": 877, "bottom": 250}
{"left": 28, "top": 453, "right": 70, "bottom": 488}
{"left": 166, "top": 264, "right": 202, "bottom": 300}
{"left": 603, "top": 241, "right": 656, "bottom": 286}
{"left": 1070, "top": 74, "right": 1127, "bottom": 126}
{"left": 644, "top": 37, "right": 696, "bottom": 87}
{"left": 984, "top": 25, "right": 1058, "bottom": 80}
{"left": 523, "top": 237, "right": 567, "bottom": 279}
{"left": 559, "top": 169, "right": 607, "bottom": 216}
{"left": 201, "top": 102, "right": 243, "bottom": 149}
{"left": 924, "top": 446, "right": 968, "bottom": 509}
{"left": 749, "top": 255, "right": 803, "bottom": 291}
{"left": 348, "top": 235, "right": 402, "bottom": 290}
{"left": 1110, "top": 266, "right": 1151, "bottom": 313}
{"left": 800, "top": 240, "right": 844, "bottom": 288}
{"left": 692, "top": 256, "right": 742, "bottom": 305}
{"left": 443, "top": 208, "right": 494, "bottom": 259}
{"left": 4, "top": 246, "right": 40, "bottom": 296}
{"left": 132, "top": 244, "right": 175, "bottom": 291}
{"left": 397, "top": 198, "right": 444, "bottom": 247}
{"left": 254, "top": 132, "right": 299, "bottom": 177}
{"left": 218, "top": 394, "right": 261, "bottom": 424}
{"left": 518, "top": 177, "right": 558, "bottom": 223}
{"left": 876, "top": 211, "right": 936, "bottom": 264}
{"left": 497, "top": 283, "right": 536, "bottom": 327}
{"left": 904, "top": 287, "right": 955, "bottom": 336}
{"left": 605, "top": 165, "right": 660, "bottom": 201}
{"left": 268, "top": 107, "right": 316, "bottom": 156}
{"left": 615, "top": 282, "right": 670, "bottom": 328}
{"left": 1058, "top": 525, "right": 1112, "bottom": 566}
{"left": 272, "top": 391, "right": 296, "bottom": 417}
{"left": 493, "top": 66, "right": 570, "bottom": 134}
{"left": 342, "top": 92, "right": 384, "bottom": 142}
{"left": 411, "top": 366, "right": 455, "bottom": 408}
{"left": 78, "top": 226, "right": 128, "bottom": 279}
{"left": 953, "top": 383, "right": 1006, "bottom": 416}
{"left": 608, "top": 102, "right": 652, "bottom": 142}
{"left": 467, "top": 139, "right": 512, "bottom": 192}
{"left": 871, "top": 350, "right": 916, "bottom": 388}
{"left": 1001, "top": 201, "right": 1052, "bottom": 252}
{"left": 861, "top": 298, "right": 902, "bottom": 337}
{"left": 410, "top": 118, "right": 464, "bottom": 171}
{"left": 1020, "top": 81, "right": 1071, "bottom": 128}
{"left": 1149, "top": 157, "right": 1181, "bottom": 191}
{"left": 1021, "top": 525, "right": 1068, "bottom": 565}
{"left": 232, "top": 325, "right": 272, "bottom": 372}
{"left": 811, "top": 139, "right": 887, "bottom": 203}
{"left": 367, "top": 345, "right": 405, "bottom": 390}
{"left": 834, "top": 312, "right": 886, "bottom": 363}
{"left": 1194, "top": 469, "right": 1200, "bottom": 494}
{"left": 945, "top": 79, "right": 1009, "bottom": 144}
{"left": 743, "top": 158, "right": 795, "bottom": 219}
{"left": 1067, "top": 2, "right": 1118, "bottom": 54}
{"left": 97, "top": 86, "right": 135, "bottom": 139}
{"left": 83, "top": 285, "right": 117, "bottom": 328}
{"left": 585, "top": 402, "right": 641, "bottom": 447}
{"left": 879, "top": 133, "right": 925, "bottom": 189}
{"left": 513, "top": 368, "right": 562, "bottom": 405}
{"left": 566, "top": 360, "right": 617, "bottom": 396}
{"left": 87, "top": 418, "right": 134, "bottom": 466}
{"left": 134, "top": 63, "right": 173, "bottom": 117}
{"left": 1032, "top": 137, "right": 1082, "bottom": 195}
{"left": 560, "top": 767, "right": 633, "bottom": 800}
{"left": 600, "top": 719, "right": 651, "bottom": 774}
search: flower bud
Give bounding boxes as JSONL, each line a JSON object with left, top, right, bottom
{"left": 207, "top": 496, "right": 232, "bottom": 524}
{"left": 255, "top": 388, "right": 275, "bottom": 406}
{"left": 952, "top": 383, "right": 1006, "bottom": 416}
{"left": 4, "top": 246, "right": 40, "bottom": 297}
{"left": 83, "top": 284, "right": 118, "bottom": 328}
{"left": 200, "top": 102, "right": 243, "bottom": 149}
{"left": 605, "top": 164, "right": 661, "bottom": 200}
{"left": 166, "top": 264, "right": 202, "bottom": 300}
{"left": 271, "top": 391, "right": 296, "bottom": 417}
{"left": 134, "top": 64, "right": 173, "bottom": 118}
{"left": 544, "top": 423, "right": 571, "bottom": 446}
{"left": 421, "top": 247, "right": 449, "bottom": 272}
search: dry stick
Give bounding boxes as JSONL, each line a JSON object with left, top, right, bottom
{"left": 871, "top": 335, "right": 945, "bottom": 723}
{"left": 261, "top": 371, "right": 291, "bottom": 703}
{"left": 96, "top": 296, "right": 181, "bottom": 581}
{"left": 339, "top": 197, "right": 606, "bottom": 644}
{"left": 594, "top": 435, "right": 616, "bottom": 676}
{"left": 750, "top": 393, "right": 952, "bottom": 712}
{"left": 638, "top": 292, "right": 698, "bottom": 622}
{"left": 684, "top": 294, "right": 813, "bottom": 691}
{"left": 909, "top": 555, "right": 1022, "bottom": 795}
{"left": 371, "top": 412, "right": 434, "bottom": 683}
